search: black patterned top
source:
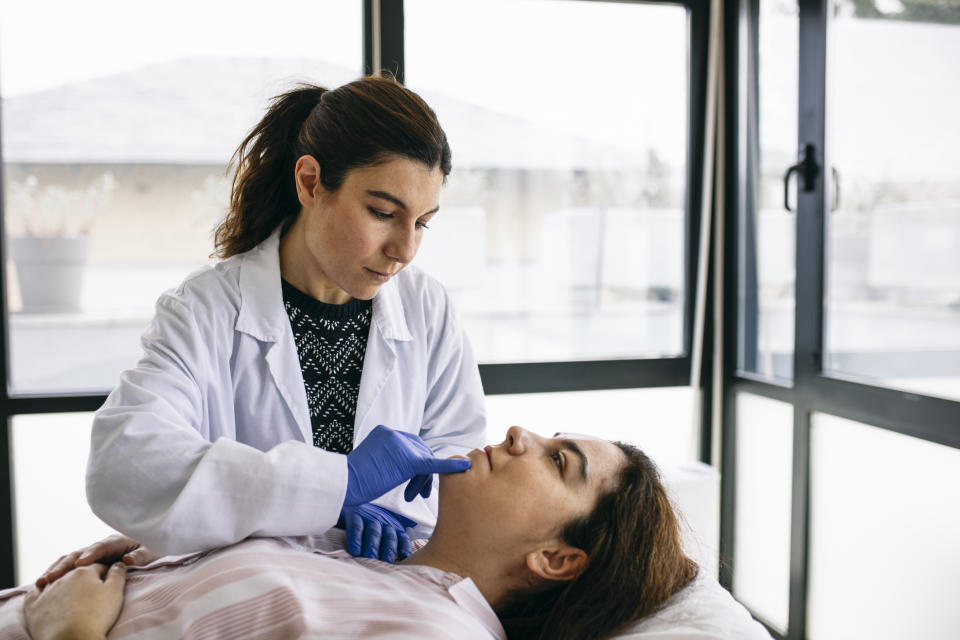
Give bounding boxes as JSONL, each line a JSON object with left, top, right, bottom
{"left": 281, "top": 279, "right": 373, "bottom": 454}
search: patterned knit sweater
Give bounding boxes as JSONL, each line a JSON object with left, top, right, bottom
{"left": 281, "top": 279, "right": 372, "bottom": 453}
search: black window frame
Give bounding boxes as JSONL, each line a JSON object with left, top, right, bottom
{"left": 0, "top": 0, "right": 712, "bottom": 588}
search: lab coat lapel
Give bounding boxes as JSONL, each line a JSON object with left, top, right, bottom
{"left": 264, "top": 333, "right": 312, "bottom": 444}
{"left": 353, "top": 278, "right": 412, "bottom": 444}
{"left": 235, "top": 227, "right": 312, "bottom": 444}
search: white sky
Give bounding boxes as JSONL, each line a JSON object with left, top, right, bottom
{"left": 0, "top": 0, "right": 689, "bottom": 162}
{"left": 404, "top": 0, "right": 689, "bottom": 160}
{"left": 1, "top": 0, "right": 957, "bottom": 175}
{"left": 0, "top": 0, "right": 363, "bottom": 96}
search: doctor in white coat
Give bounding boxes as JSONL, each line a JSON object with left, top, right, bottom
{"left": 71, "top": 76, "right": 486, "bottom": 569}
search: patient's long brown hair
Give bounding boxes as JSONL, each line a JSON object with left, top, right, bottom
{"left": 214, "top": 74, "right": 451, "bottom": 258}
{"left": 496, "top": 442, "right": 698, "bottom": 640}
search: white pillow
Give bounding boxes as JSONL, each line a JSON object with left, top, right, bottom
{"left": 610, "top": 569, "right": 773, "bottom": 640}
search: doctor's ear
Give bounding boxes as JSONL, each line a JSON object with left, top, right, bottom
{"left": 524, "top": 543, "right": 588, "bottom": 582}
{"left": 294, "top": 155, "right": 323, "bottom": 206}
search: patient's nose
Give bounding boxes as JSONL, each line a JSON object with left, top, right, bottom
{"left": 504, "top": 425, "right": 533, "bottom": 455}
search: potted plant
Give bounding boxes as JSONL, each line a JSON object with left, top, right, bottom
{"left": 5, "top": 172, "right": 117, "bottom": 313}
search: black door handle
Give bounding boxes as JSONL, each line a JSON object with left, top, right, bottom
{"left": 783, "top": 143, "right": 820, "bottom": 212}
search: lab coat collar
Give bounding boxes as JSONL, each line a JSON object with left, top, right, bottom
{"left": 370, "top": 270, "right": 412, "bottom": 342}
{"left": 234, "top": 224, "right": 412, "bottom": 344}
{"left": 235, "top": 227, "right": 287, "bottom": 342}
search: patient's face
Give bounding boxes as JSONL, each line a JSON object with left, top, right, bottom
{"left": 440, "top": 427, "right": 625, "bottom": 549}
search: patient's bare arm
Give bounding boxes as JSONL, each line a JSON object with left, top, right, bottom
{"left": 25, "top": 562, "right": 127, "bottom": 640}
{"left": 36, "top": 534, "right": 158, "bottom": 588}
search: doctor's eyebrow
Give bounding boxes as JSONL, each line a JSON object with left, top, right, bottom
{"left": 554, "top": 436, "right": 588, "bottom": 483}
{"left": 366, "top": 189, "right": 440, "bottom": 216}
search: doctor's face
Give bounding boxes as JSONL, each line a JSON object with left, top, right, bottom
{"left": 439, "top": 427, "right": 626, "bottom": 550}
{"left": 300, "top": 154, "right": 443, "bottom": 302}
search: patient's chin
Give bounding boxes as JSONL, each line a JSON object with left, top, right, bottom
{"left": 438, "top": 468, "right": 472, "bottom": 498}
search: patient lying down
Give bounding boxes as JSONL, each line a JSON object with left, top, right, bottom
{"left": 2, "top": 428, "right": 700, "bottom": 640}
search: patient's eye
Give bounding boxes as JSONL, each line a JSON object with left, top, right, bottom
{"left": 551, "top": 450, "right": 565, "bottom": 475}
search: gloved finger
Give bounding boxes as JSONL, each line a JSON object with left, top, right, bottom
{"left": 420, "top": 457, "right": 472, "bottom": 475}
{"left": 418, "top": 475, "right": 433, "bottom": 500}
{"left": 362, "top": 519, "right": 382, "bottom": 559}
{"left": 403, "top": 474, "right": 431, "bottom": 502}
{"left": 345, "top": 510, "right": 364, "bottom": 557}
{"left": 380, "top": 526, "right": 398, "bottom": 563}
{"left": 398, "top": 531, "right": 413, "bottom": 561}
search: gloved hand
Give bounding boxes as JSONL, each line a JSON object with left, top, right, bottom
{"left": 344, "top": 425, "right": 471, "bottom": 507}
{"left": 341, "top": 503, "right": 417, "bottom": 562}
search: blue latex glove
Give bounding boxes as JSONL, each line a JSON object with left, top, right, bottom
{"left": 341, "top": 503, "right": 417, "bottom": 562}
{"left": 344, "top": 425, "right": 471, "bottom": 507}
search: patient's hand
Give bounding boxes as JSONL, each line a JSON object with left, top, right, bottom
{"left": 25, "top": 562, "right": 127, "bottom": 640}
{"left": 35, "top": 534, "right": 158, "bottom": 588}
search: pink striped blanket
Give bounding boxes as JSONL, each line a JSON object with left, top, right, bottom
{"left": 0, "top": 535, "right": 505, "bottom": 639}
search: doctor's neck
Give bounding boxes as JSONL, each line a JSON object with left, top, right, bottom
{"left": 279, "top": 218, "right": 352, "bottom": 305}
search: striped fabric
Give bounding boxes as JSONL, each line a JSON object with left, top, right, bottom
{"left": 0, "top": 536, "right": 505, "bottom": 639}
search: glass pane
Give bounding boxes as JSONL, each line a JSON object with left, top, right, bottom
{"left": 740, "top": 0, "right": 799, "bottom": 381}
{"left": 1, "top": 0, "right": 362, "bottom": 394}
{"left": 824, "top": 2, "right": 960, "bottom": 400}
{"left": 485, "top": 386, "right": 699, "bottom": 464}
{"left": 808, "top": 413, "right": 960, "bottom": 639}
{"left": 733, "top": 393, "right": 793, "bottom": 633}
{"left": 11, "top": 413, "right": 118, "bottom": 585}
{"left": 406, "top": 0, "right": 689, "bottom": 363}
{"left": 486, "top": 387, "right": 718, "bottom": 576}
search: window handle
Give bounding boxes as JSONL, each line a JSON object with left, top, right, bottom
{"left": 831, "top": 166, "right": 841, "bottom": 212}
{"left": 783, "top": 143, "right": 820, "bottom": 212}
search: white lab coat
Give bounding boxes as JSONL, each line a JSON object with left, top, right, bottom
{"left": 86, "top": 226, "right": 487, "bottom": 556}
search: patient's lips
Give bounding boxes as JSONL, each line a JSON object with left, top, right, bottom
{"left": 484, "top": 445, "right": 493, "bottom": 470}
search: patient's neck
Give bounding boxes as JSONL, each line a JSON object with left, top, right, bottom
{"left": 400, "top": 532, "right": 524, "bottom": 608}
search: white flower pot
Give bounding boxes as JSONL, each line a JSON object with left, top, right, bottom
{"left": 9, "top": 236, "right": 89, "bottom": 313}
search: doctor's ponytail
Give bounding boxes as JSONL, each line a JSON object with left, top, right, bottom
{"left": 214, "top": 75, "right": 452, "bottom": 258}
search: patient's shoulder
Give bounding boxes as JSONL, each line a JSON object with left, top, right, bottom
{"left": 612, "top": 569, "right": 773, "bottom": 640}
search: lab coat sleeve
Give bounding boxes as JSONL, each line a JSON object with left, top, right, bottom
{"left": 86, "top": 293, "right": 347, "bottom": 556}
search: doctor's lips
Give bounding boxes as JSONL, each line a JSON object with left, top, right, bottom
{"left": 364, "top": 267, "right": 396, "bottom": 283}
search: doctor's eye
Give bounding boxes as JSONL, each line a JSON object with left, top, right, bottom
{"left": 368, "top": 208, "right": 393, "bottom": 220}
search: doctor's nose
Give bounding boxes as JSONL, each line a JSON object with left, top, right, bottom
{"left": 384, "top": 225, "right": 420, "bottom": 264}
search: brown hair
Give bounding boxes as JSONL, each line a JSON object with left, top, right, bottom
{"left": 496, "top": 442, "right": 698, "bottom": 640}
{"left": 214, "top": 75, "right": 452, "bottom": 258}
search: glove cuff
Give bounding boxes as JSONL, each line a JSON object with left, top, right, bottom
{"left": 343, "top": 459, "right": 363, "bottom": 507}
